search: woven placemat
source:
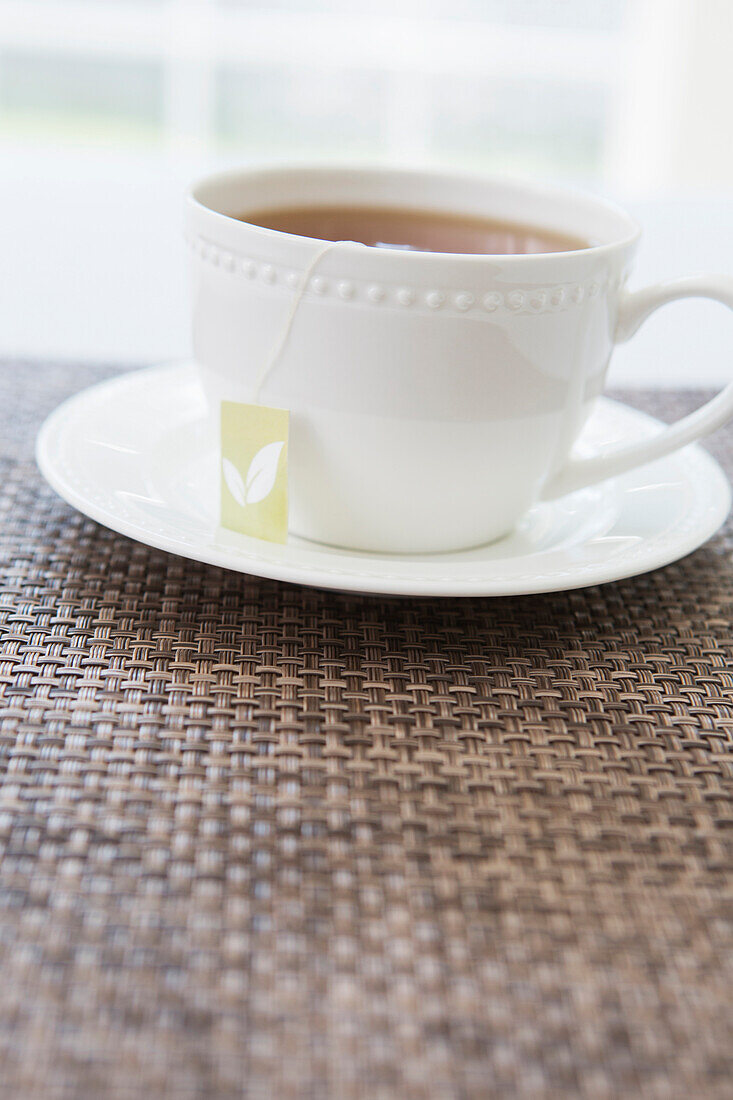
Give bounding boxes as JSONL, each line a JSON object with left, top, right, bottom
{"left": 1, "top": 360, "right": 733, "bottom": 1099}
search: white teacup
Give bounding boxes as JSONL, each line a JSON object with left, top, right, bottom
{"left": 187, "top": 165, "right": 733, "bottom": 553}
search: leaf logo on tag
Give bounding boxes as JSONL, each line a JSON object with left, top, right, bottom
{"left": 222, "top": 442, "right": 285, "bottom": 507}
{"left": 220, "top": 402, "right": 289, "bottom": 543}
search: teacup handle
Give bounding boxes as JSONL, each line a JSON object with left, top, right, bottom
{"left": 541, "top": 275, "right": 733, "bottom": 500}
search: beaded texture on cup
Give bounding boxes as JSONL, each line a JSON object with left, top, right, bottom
{"left": 188, "top": 236, "right": 610, "bottom": 316}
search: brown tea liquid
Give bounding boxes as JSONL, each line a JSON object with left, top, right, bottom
{"left": 239, "top": 203, "right": 589, "bottom": 255}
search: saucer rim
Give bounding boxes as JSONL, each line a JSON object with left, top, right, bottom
{"left": 36, "top": 362, "right": 732, "bottom": 597}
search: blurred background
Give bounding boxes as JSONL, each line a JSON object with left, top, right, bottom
{"left": 2, "top": 0, "right": 733, "bottom": 383}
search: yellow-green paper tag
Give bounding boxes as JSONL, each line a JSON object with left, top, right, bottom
{"left": 220, "top": 400, "right": 289, "bottom": 543}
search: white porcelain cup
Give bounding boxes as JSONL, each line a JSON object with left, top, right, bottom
{"left": 188, "top": 165, "right": 733, "bottom": 553}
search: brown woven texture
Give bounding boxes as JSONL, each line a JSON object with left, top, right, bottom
{"left": 1, "top": 361, "right": 733, "bottom": 1099}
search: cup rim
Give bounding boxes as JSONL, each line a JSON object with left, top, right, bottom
{"left": 189, "top": 162, "right": 641, "bottom": 264}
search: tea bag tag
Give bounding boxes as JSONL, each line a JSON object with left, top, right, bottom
{"left": 220, "top": 400, "right": 289, "bottom": 543}
{"left": 219, "top": 239, "right": 359, "bottom": 543}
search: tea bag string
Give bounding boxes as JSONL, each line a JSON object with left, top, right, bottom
{"left": 251, "top": 238, "right": 363, "bottom": 404}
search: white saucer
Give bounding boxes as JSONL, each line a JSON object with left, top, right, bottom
{"left": 36, "top": 362, "right": 731, "bottom": 597}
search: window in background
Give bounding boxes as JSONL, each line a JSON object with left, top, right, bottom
{"left": 0, "top": 0, "right": 626, "bottom": 185}
{"left": 214, "top": 67, "right": 386, "bottom": 159}
{"left": 1, "top": 51, "right": 164, "bottom": 145}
